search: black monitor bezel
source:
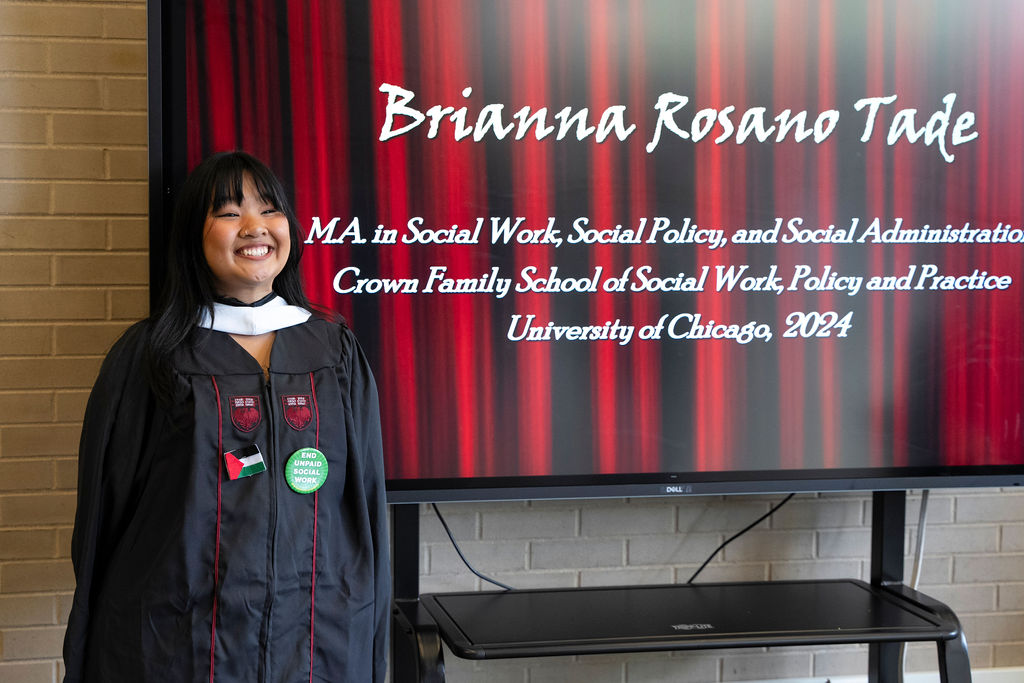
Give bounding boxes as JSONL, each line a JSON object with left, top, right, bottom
{"left": 149, "top": 0, "right": 1024, "bottom": 504}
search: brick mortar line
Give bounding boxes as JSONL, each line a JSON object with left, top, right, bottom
{"left": 0, "top": 319, "right": 139, "bottom": 323}
{"left": 0, "top": 320, "right": 145, "bottom": 325}
{"left": 948, "top": 608, "right": 1024, "bottom": 616}
{"left": 2, "top": 301, "right": 147, "bottom": 305}
{"left": 0, "top": 266, "right": 148, "bottom": 270}
{"left": 0, "top": 36, "right": 145, "bottom": 45}
{"left": 0, "top": 492, "right": 77, "bottom": 498}
{"left": 0, "top": 389, "right": 59, "bottom": 394}
{"left": 0, "top": 250, "right": 149, "bottom": 255}
{"left": 0, "top": 98, "right": 145, "bottom": 111}
{"left": 47, "top": 180, "right": 147, "bottom": 185}
{"left": 0, "top": 73, "right": 139, "bottom": 80}
{"left": 0, "top": 491, "right": 77, "bottom": 497}
{"left": 0, "top": 455, "right": 75, "bottom": 460}
{"left": 0, "top": 108, "right": 146, "bottom": 116}
{"left": 0, "top": 179, "right": 144, "bottom": 184}
{"left": 0, "top": 285, "right": 146, "bottom": 290}
{"left": 0, "top": 464, "right": 80, "bottom": 471}
{"left": 0, "top": 338, "right": 118, "bottom": 347}
{"left": 922, "top": 583, "right": 1006, "bottom": 588}
{"left": 0, "top": 354, "right": 108, "bottom": 360}
{"left": 0, "top": 74, "right": 145, "bottom": 83}
{"left": 1, "top": 85, "right": 146, "bottom": 99}
{"left": 0, "top": 142, "right": 147, "bottom": 149}
{"left": 0, "top": 0, "right": 146, "bottom": 7}
{"left": 0, "top": 624, "right": 67, "bottom": 633}
{"left": 951, "top": 489, "right": 1024, "bottom": 495}
{"left": 0, "top": 251, "right": 148, "bottom": 256}
{"left": 883, "top": 522, "right": 1016, "bottom": 530}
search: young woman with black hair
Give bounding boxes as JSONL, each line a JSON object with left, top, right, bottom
{"left": 63, "top": 151, "right": 390, "bottom": 682}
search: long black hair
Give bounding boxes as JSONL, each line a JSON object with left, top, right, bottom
{"left": 146, "top": 151, "right": 319, "bottom": 401}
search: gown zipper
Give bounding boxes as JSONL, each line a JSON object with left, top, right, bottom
{"left": 257, "top": 373, "right": 278, "bottom": 683}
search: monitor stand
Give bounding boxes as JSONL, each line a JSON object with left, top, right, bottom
{"left": 390, "top": 491, "right": 972, "bottom": 683}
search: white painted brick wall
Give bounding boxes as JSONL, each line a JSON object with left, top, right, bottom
{"left": 1002, "top": 524, "right": 1024, "bottom": 552}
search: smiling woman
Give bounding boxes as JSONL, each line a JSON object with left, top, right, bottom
{"left": 63, "top": 151, "right": 391, "bottom": 683}
{"left": 144, "top": 152, "right": 314, "bottom": 400}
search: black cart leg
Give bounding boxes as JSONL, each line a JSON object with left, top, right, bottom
{"left": 868, "top": 491, "right": 906, "bottom": 683}
{"left": 393, "top": 600, "right": 446, "bottom": 683}
{"left": 937, "top": 630, "right": 972, "bottom": 683}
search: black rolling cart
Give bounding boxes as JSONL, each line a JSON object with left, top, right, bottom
{"left": 390, "top": 491, "right": 972, "bottom": 683}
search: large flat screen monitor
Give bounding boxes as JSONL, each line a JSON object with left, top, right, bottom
{"left": 151, "top": 0, "right": 1024, "bottom": 501}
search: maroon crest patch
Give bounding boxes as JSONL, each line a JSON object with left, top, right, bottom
{"left": 282, "top": 395, "right": 313, "bottom": 431}
{"left": 229, "top": 396, "right": 261, "bottom": 432}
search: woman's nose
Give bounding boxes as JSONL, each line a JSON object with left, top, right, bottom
{"left": 240, "top": 214, "right": 268, "bottom": 237}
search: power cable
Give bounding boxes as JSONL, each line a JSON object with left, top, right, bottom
{"left": 686, "top": 493, "right": 796, "bottom": 584}
{"left": 431, "top": 503, "right": 515, "bottom": 592}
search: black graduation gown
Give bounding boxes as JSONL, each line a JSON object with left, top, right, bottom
{"left": 63, "top": 318, "right": 390, "bottom": 682}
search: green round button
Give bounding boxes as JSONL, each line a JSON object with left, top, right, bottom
{"left": 284, "top": 447, "right": 328, "bottom": 494}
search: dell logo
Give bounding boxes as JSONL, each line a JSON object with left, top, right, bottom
{"left": 665, "top": 485, "right": 693, "bottom": 494}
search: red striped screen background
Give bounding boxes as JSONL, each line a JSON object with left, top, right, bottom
{"left": 183, "top": 0, "right": 1024, "bottom": 487}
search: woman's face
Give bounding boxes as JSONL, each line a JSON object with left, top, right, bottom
{"left": 203, "top": 175, "right": 291, "bottom": 303}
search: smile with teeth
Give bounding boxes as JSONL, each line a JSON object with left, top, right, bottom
{"left": 239, "top": 245, "right": 271, "bottom": 258}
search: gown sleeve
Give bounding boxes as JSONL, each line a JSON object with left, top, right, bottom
{"left": 63, "top": 323, "right": 153, "bottom": 683}
{"left": 341, "top": 326, "right": 392, "bottom": 682}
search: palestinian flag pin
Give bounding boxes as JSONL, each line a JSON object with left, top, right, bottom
{"left": 224, "top": 444, "right": 267, "bottom": 480}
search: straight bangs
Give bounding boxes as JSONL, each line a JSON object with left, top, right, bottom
{"left": 208, "top": 155, "right": 291, "bottom": 215}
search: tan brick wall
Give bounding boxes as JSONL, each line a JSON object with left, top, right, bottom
{"left": 1, "top": 2, "right": 1022, "bottom": 683}
{"left": 0, "top": 1, "right": 147, "bottom": 680}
